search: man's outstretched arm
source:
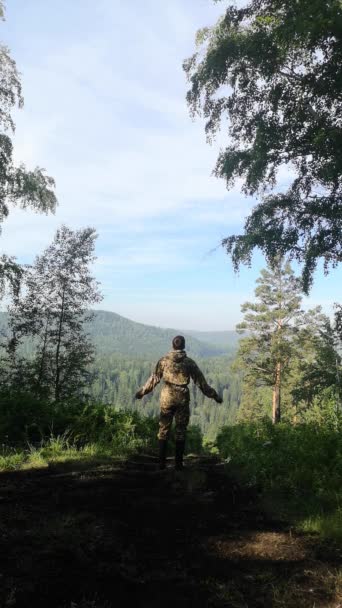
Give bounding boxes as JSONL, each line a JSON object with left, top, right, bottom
{"left": 190, "top": 362, "right": 223, "bottom": 403}
{"left": 135, "top": 360, "right": 163, "bottom": 399}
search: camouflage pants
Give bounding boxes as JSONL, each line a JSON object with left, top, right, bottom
{"left": 158, "top": 402, "right": 190, "bottom": 441}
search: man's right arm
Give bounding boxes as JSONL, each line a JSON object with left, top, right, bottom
{"left": 135, "top": 359, "right": 163, "bottom": 399}
{"left": 189, "top": 361, "right": 222, "bottom": 403}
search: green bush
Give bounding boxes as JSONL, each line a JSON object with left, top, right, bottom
{"left": 0, "top": 390, "right": 203, "bottom": 466}
{"left": 217, "top": 420, "right": 342, "bottom": 492}
{"left": 0, "top": 389, "right": 54, "bottom": 444}
{"left": 0, "top": 392, "right": 159, "bottom": 449}
{"left": 216, "top": 420, "right": 342, "bottom": 539}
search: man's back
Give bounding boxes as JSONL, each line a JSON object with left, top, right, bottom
{"left": 157, "top": 350, "right": 196, "bottom": 386}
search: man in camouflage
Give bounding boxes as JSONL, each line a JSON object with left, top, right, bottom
{"left": 135, "top": 335, "right": 222, "bottom": 471}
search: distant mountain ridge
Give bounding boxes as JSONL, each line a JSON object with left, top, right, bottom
{"left": 183, "top": 329, "right": 241, "bottom": 349}
{"left": 86, "top": 311, "right": 238, "bottom": 358}
{"left": 0, "top": 310, "right": 240, "bottom": 359}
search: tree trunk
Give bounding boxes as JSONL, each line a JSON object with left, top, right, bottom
{"left": 272, "top": 361, "right": 281, "bottom": 423}
{"left": 37, "top": 314, "right": 50, "bottom": 391}
{"left": 55, "top": 287, "right": 65, "bottom": 401}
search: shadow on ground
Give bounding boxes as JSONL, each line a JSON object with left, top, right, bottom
{"left": 0, "top": 454, "right": 341, "bottom": 607}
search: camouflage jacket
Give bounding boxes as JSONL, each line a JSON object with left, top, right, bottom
{"left": 136, "top": 350, "right": 219, "bottom": 408}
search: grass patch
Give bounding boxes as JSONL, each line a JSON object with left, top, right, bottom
{"left": 216, "top": 420, "right": 342, "bottom": 542}
{"left": 299, "top": 506, "right": 342, "bottom": 541}
{"left": 0, "top": 435, "right": 138, "bottom": 473}
{"left": 0, "top": 405, "right": 204, "bottom": 473}
{"left": 0, "top": 448, "right": 27, "bottom": 471}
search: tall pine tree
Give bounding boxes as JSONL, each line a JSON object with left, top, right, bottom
{"left": 236, "top": 258, "right": 303, "bottom": 423}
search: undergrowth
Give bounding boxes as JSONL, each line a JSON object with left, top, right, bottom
{"left": 0, "top": 402, "right": 203, "bottom": 472}
{"left": 215, "top": 420, "right": 342, "bottom": 541}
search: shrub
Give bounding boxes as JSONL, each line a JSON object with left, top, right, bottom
{"left": 216, "top": 420, "right": 342, "bottom": 538}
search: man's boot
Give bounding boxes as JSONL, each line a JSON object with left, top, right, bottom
{"left": 175, "top": 440, "right": 185, "bottom": 471}
{"left": 158, "top": 439, "right": 167, "bottom": 470}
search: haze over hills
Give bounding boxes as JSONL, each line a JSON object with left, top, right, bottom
{"left": 0, "top": 310, "right": 240, "bottom": 359}
{"left": 86, "top": 311, "right": 238, "bottom": 358}
{"left": 183, "top": 329, "right": 241, "bottom": 350}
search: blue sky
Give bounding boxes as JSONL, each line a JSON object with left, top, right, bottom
{"left": 1, "top": 0, "right": 341, "bottom": 330}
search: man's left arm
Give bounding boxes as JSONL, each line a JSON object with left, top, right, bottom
{"left": 190, "top": 361, "right": 223, "bottom": 403}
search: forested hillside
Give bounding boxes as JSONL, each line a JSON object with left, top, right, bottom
{"left": 85, "top": 310, "right": 235, "bottom": 357}
{"left": 0, "top": 309, "right": 238, "bottom": 358}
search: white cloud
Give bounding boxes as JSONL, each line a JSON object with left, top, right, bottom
{"left": 6, "top": 0, "right": 252, "bottom": 245}
{"left": 3, "top": 0, "right": 337, "bottom": 330}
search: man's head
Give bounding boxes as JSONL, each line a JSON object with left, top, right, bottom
{"left": 172, "top": 335, "right": 185, "bottom": 351}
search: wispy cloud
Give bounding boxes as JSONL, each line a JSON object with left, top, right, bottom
{"left": 2, "top": 0, "right": 341, "bottom": 329}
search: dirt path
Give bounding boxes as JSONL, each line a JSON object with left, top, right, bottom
{"left": 0, "top": 454, "right": 341, "bottom": 608}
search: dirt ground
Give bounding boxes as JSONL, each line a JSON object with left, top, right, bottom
{"left": 0, "top": 454, "right": 341, "bottom": 608}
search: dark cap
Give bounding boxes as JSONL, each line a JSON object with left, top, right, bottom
{"left": 172, "top": 335, "right": 185, "bottom": 350}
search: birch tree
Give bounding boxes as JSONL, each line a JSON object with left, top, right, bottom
{"left": 9, "top": 226, "right": 102, "bottom": 400}
{"left": 184, "top": 0, "right": 342, "bottom": 291}
{"left": 0, "top": 3, "right": 57, "bottom": 298}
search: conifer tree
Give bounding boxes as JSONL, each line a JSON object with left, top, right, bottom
{"left": 291, "top": 313, "right": 342, "bottom": 418}
{"left": 236, "top": 258, "right": 303, "bottom": 423}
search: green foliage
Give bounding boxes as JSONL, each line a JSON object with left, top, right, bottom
{"left": 237, "top": 261, "right": 303, "bottom": 375}
{"left": 291, "top": 316, "right": 342, "bottom": 412}
{"left": 6, "top": 226, "right": 102, "bottom": 401}
{"left": 335, "top": 303, "right": 342, "bottom": 341}
{"left": 0, "top": 446, "right": 26, "bottom": 471}
{"left": 69, "top": 403, "right": 159, "bottom": 449}
{"left": 0, "top": 420, "right": 204, "bottom": 474}
{"left": 0, "top": 7, "right": 57, "bottom": 298}
{"left": 300, "top": 509, "right": 342, "bottom": 541}
{"left": 235, "top": 259, "right": 341, "bottom": 423}
{"left": 0, "top": 255, "right": 23, "bottom": 301}
{"left": 0, "top": 437, "right": 114, "bottom": 472}
{"left": 216, "top": 419, "right": 342, "bottom": 539}
{"left": 184, "top": 0, "right": 342, "bottom": 291}
{"left": 217, "top": 420, "right": 342, "bottom": 492}
{"left": 0, "top": 32, "right": 56, "bottom": 223}
{"left": 0, "top": 390, "right": 45, "bottom": 443}
{"left": 0, "top": 389, "right": 204, "bottom": 461}
{"left": 236, "top": 258, "right": 303, "bottom": 422}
